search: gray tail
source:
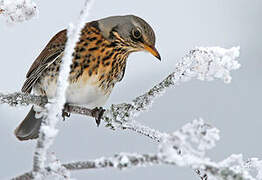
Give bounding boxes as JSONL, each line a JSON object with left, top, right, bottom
{"left": 14, "top": 106, "right": 43, "bottom": 141}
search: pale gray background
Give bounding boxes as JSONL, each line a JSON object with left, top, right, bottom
{"left": 0, "top": 0, "right": 261, "bottom": 179}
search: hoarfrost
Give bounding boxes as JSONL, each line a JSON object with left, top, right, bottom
{"left": 32, "top": 0, "right": 94, "bottom": 178}
{"left": 182, "top": 46, "right": 241, "bottom": 83}
{"left": 0, "top": 0, "right": 38, "bottom": 23}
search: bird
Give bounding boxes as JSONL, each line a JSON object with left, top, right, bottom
{"left": 14, "top": 15, "right": 161, "bottom": 141}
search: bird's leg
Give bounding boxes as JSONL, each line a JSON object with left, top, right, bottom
{"left": 91, "top": 107, "right": 105, "bottom": 127}
{"left": 62, "top": 103, "right": 71, "bottom": 121}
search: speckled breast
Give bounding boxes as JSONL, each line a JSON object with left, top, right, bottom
{"left": 33, "top": 23, "right": 129, "bottom": 107}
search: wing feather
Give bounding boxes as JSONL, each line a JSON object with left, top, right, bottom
{"left": 21, "top": 29, "right": 67, "bottom": 93}
{"left": 21, "top": 53, "right": 62, "bottom": 93}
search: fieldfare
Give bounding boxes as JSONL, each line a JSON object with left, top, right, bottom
{"left": 15, "top": 15, "right": 161, "bottom": 141}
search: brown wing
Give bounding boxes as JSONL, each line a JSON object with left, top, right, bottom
{"left": 21, "top": 29, "right": 67, "bottom": 93}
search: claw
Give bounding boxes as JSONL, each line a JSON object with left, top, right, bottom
{"left": 91, "top": 107, "right": 105, "bottom": 126}
{"left": 62, "top": 103, "right": 71, "bottom": 121}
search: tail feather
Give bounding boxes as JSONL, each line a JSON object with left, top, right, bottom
{"left": 14, "top": 106, "right": 43, "bottom": 141}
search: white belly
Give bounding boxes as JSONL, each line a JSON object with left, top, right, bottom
{"left": 36, "top": 75, "right": 111, "bottom": 109}
{"left": 66, "top": 82, "right": 110, "bottom": 108}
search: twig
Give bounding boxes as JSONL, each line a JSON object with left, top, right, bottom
{"left": 32, "top": 0, "right": 95, "bottom": 177}
{"left": 1, "top": 46, "right": 242, "bottom": 179}
{"left": 0, "top": 92, "right": 47, "bottom": 107}
{"left": 13, "top": 153, "right": 164, "bottom": 180}
{"left": 13, "top": 152, "right": 258, "bottom": 180}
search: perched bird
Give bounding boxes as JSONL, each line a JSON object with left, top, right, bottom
{"left": 15, "top": 15, "right": 161, "bottom": 141}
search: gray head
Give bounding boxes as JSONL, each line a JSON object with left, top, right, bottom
{"left": 97, "top": 15, "right": 161, "bottom": 60}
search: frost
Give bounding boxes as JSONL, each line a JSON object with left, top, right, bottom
{"left": 41, "top": 125, "right": 58, "bottom": 138}
{"left": 118, "top": 154, "right": 130, "bottom": 165}
{"left": 0, "top": 0, "right": 38, "bottom": 23}
{"left": 32, "top": 0, "right": 95, "bottom": 178}
{"left": 123, "top": 121, "right": 167, "bottom": 142}
{"left": 182, "top": 46, "right": 241, "bottom": 83}
{"left": 1, "top": 6, "right": 248, "bottom": 177}
{"left": 46, "top": 152, "right": 71, "bottom": 179}
{"left": 111, "top": 153, "right": 132, "bottom": 169}
{"left": 158, "top": 119, "right": 219, "bottom": 167}
{"left": 180, "top": 119, "right": 220, "bottom": 151}
{"left": 245, "top": 158, "right": 262, "bottom": 180}
{"left": 2, "top": 43, "right": 244, "bottom": 179}
{"left": 104, "top": 47, "right": 241, "bottom": 129}
{"left": 158, "top": 119, "right": 262, "bottom": 180}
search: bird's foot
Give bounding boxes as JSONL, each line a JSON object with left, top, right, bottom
{"left": 62, "top": 103, "right": 71, "bottom": 121}
{"left": 91, "top": 107, "right": 105, "bottom": 127}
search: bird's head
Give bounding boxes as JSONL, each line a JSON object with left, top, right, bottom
{"left": 97, "top": 15, "right": 161, "bottom": 60}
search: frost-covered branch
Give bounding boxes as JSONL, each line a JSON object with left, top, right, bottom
{"left": 14, "top": 154, "right": 262, "bottom": 180}
{"left": 13, "top": 153, "right": 163, "bottom": 180}
{"left": 0, "top": 47, "right": 241, "bottom": 144}
{"left": 0, "top": 46, "right": 241, "bottom": 128}
{"left": 2, "top": 1, "right": 254, "bottom": 180}
{"left": 14, "top": 120, "right": 262, "bottom": 180}
{"left": 157, "top": 119, "right": 262, "bottom": 180}
{"left": 103, "top": 46, "right": 240, "bottom": 127}
{"left": 123, "top": 121, "right": 166, "bottom": 142}
{"left": 0, "top": 92, "right": 47, "bottom": 107}
{"left": 32, "top": 0, "right": 94, "bottom": 178}
{"left": 0, "top": 0, "right": 38, "bottom": 23}
{"left": 1, "top": 46, "right": 243, "bottom": 179}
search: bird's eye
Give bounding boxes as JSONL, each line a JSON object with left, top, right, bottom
{"left": 132, "top": 28, "right": 142, "bottom": 39}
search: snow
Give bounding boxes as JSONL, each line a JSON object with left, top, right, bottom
{"left": 1, "top": 43, "right": 244, "bottom": 179}
{"left": 1, "top": 1, "right": 250, "bottom": 177}
{"left": 158, "top": 119, "right": 262, "bottom": 180}
{"left": 243, "top": 157, "right": 262, "bottom": 180}
{"left": 32, "top": 0, "right": 95, "bottom": 178}
{"left": 1, "top": 0, "right": 260, "bottom": 179}
{"left": 180, "top": 118, "right": 220, "bottom": 151}
{"left": 104, "top": 46, "right": 241, "bottom": 130}
{"left": 158, "top": 119, "right": 219, "bottom": 166}
{"left": 47, "top": 152, "right": 71, "bottom": 179}
{"left": 4, "top": 41, "right": 260, "bottom": 179}
{"left": 123, "top": 121, "right": 167, "bottom": 142}
{"left": 182, "top": 46, "right": 241, "bottom": 83}
{"left": 0, "top": 0, "right": 38, "bottom": 23}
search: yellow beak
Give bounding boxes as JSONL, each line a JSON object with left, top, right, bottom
{"left": 144, "top": 44, "right": 161, "bottom": 61}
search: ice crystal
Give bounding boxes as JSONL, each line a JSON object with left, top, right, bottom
{"left": 0, "top": 0, "right": 38, "bottom": 23}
